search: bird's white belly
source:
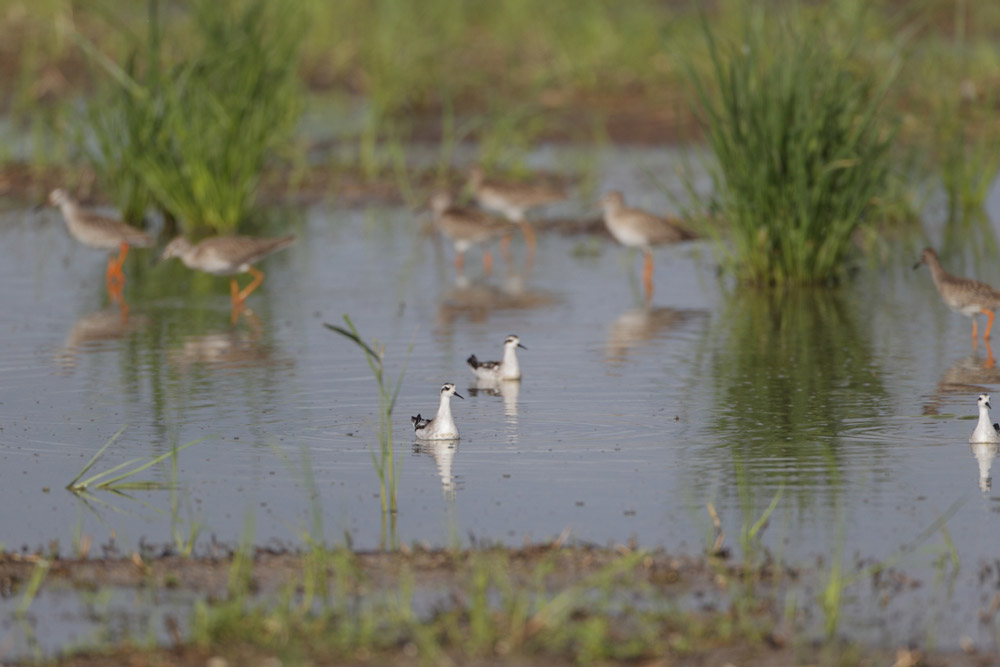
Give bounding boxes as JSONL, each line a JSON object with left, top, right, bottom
{"left": 608, "top": 223, "right": 648, "bottom": 249}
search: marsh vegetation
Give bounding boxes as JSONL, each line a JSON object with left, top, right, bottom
{"left": 2, "top": 0, "right": 1000, "bottom": 664}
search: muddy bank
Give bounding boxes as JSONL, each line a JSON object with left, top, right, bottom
{"left": 3, "top": 545, "right": 996, "bottom": 667}
{"left": 0, "top": 543, "right": 737, "bottom": 596}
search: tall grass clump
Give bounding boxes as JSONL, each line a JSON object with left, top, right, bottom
{"left": 75, "top": 0, "right": 305, "bottom": 236}
{"left": 687, "top": 10, "right": 899, "bottom": 285}
{"left": 138, "top": 0, "right": 305, "bottom": 236}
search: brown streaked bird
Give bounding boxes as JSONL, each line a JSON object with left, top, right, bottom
{"left": 467, "top": 165, "right": 566, "bottom": 257}
{"left": 160, "top": 235, "right": 295, "bottom": 310}
{"left": 48, "top": 189, "right": 153, "bottom": 292}
{"left": 599, "top": 190, "right": 696, "bottom": 302}
{"left": 430, "top": 192, "right": 516, "bottom": 276}
{"left": 915, "top": 246, "right": 1000, "bottom": 341}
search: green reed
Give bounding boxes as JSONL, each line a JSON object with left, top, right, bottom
{"left": 79, "top": 63, "right": 159, "bottom": 224}
{"left": 686, "top": 8, "right": 899, "bottom": 285}
{"left": 72, "top": 0, "right": 304, "bottom": 236}
{"left": 137, "top": 0, "right": 305, "bottom": 236}
{"left": 324, "top": 316, "right": 412, "bottom": 538}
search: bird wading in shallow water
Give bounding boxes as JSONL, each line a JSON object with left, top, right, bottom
{"left": 160, "top": 234, "right": 294, "bottom": 322}
{"left": 467, "top": 165, "right": 566, "bottom": 265}
{"left": 467, "top": 334, "right": 526, "bottom": 382}
{"left": 429, "top": 192, "right": 518, "bottom": 277}
{"left": 411, "top": 383, "right": 463, "bottom": 440}
{"left": 600, "top": 190, "right": 696, "bottom": 304}
{"left": 47, "top": 189, "right": 153, "bottom": 297}
{"left": 914, "top": 247, "right": 1000, "bottom": 343}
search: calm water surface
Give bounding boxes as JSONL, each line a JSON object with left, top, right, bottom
{"left": 2, "top": 147, "right": 1000, "bottom": 651}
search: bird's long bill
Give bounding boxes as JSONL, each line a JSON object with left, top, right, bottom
{"left": 912, "top": 260, "right": 922, "bottom": 270}
{"left": 454, "top": 391, "right": 465, "bottom": 400}
{"left": 988, "top": 401, "right": 993, "bottom": 410}
{"left": 517, "top": 343, "right": 527, "bottom": 350}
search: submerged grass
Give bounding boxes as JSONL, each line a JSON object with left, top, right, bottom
{"left": 686, "top": 7, "right": 899, "bottom": 285}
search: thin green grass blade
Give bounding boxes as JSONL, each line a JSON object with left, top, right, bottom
{"left": 96, "top": 437, "right": 208, "bottom": 489}
{"left": 76, "top": 457, "right": 147, "bottom": 490}
{"left": 324, "top": 321, "right": 380, "bottom": 364}
{"left": 388, "top": 339, "right": 416, "bottom": 415}
{"left": 67, "top": 425, "right": 128, "bottom": 489}
{"left": 747, "top": 486, "right": 783, "bottom": 541}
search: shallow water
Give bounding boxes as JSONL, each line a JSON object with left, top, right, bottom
{"left": 2, "top": 146, "right": 1000, "bottom": 651}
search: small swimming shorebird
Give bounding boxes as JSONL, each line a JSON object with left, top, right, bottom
{"left": 411, "top": 383, "right": 463, "bottom": 440}
{"left": 971, "top": 393, "right": 1000, "bottom": 444}
{"left": 467, "top": 334, "right": 526, "bottom": 381}
{"left": 430, "top": 192, "right": 516, "bottom": 276}
{"left": 48, "top": 189, "right": 153, "bottom": 292}
{"left": 160, "top": 235, "right": 295, "bottom": 309}
{"left": 468, "top": 165, "right": 565, "bottom": 258}
{"left": 600, "top": 190, "right": 696, "bottom": 302}
{"left": 914, "top": 247, "right": 1000, "bottom": 341}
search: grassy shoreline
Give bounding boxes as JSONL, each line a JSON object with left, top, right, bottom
{"left": 0, "top": 543, "right": 993, "bottom": 666}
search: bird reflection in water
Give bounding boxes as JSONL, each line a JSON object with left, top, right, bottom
{"left": 922, "top": 340, "right": 1000, "bottom": 415}
{"left": 438, "top": 271, "right": 557, "bottom": 328}
{"left": 168, "top": 311, "right": 290, "bottom": 371}
{"left": 605, "top": 306, "right": 705, "bottom": 363}
{"left": 56, "top": 305, "right": 149, "bottom": 371}
{"left": 467, "top": 380, "right": 521, "bottom": 445}
{"left": 413, "top": 440, "right": 459, "bottom": 501}
{"left": 971, "top": 443, "right": 999, "bottom": 493}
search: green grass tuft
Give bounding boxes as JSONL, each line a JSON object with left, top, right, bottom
{"left": 687, "top": 8, "right": 899, "bottom": 285}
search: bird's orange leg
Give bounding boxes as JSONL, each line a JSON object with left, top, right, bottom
{"left": 105, "top": 242, "right": 130, "bottom": 293}
{"left": 642, "top": 249, "right": 655, "bottom": 304}
{"left": 236, "top": 266, "right": 265, "bottom": 304}
{"left": 105, "top": 256, "right": 118, "bottom": 286}
{"left": 520, "top": 222, "right": 537, "bottom": 269}
{"left": 985, "top": 338, "right": 996, "bottom": 370}
{"left": 982, "top": 308, "right": 995, "bottom": 339}
{"left": 482, "top": 249, "right": 494, "bottom": 277}
{"left": 108, "top": 279, "right": 125, "bottom": 306}
{"left": 113, "top": 242, "right": 129, "bottom": 280}
{"left": 454, "top": 251, "right": 465, "bottom": 274}
{"left": 229, "top": 278, "right": 245, "bottom": 324}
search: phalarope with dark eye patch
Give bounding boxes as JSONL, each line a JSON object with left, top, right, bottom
{"left": 411, "top": 383, "right": 463, "bottom": 440}
{"left": 467, "top": 334, "right": 526, "bottom": 382}
{"left": 971, "top": 393, "right": 1000, "bottom": 444}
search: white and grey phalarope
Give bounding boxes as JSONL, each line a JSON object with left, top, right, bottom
{"left": 48, "top": 188, "right": 154, "bottom": 292}
{"left": 971, "top": 393, "right": 1000, "bottom": 444}
{"left": 599, "top": 190, "right": 696, "bottom": 302}
{"left": 467, "top": 334, "right": 526, "bottom": 382}
{"left": 915, "top": 247, "right": 1000, "bottom": 341}
{"left": 411, "top": 383, "right": 463, "bottom": 440}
